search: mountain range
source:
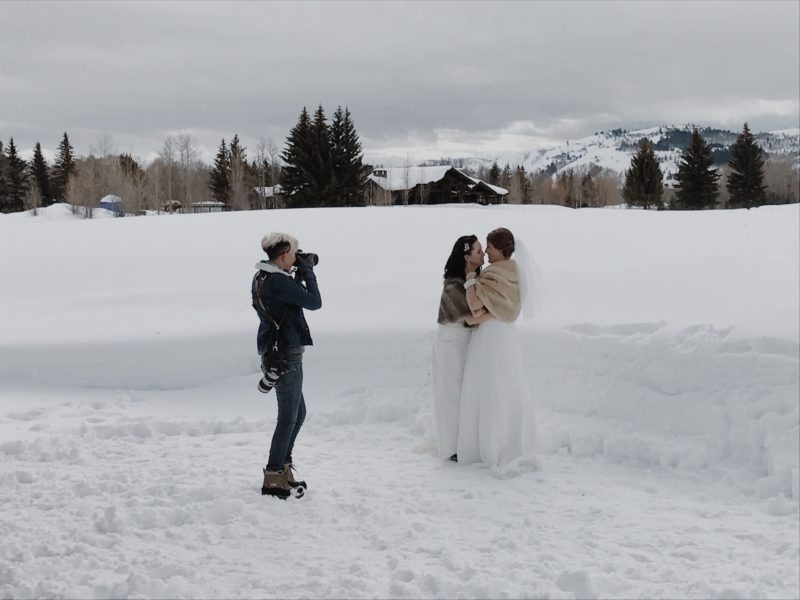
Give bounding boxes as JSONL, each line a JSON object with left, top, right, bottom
{"left": 420, "top": 125, "right": 800, "bottom": 183}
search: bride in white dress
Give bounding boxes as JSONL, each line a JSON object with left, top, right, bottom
{"left": 457, "top": 227, "right": 537, "bottom": 470}
{"left": 431, "top": 235, "right": 489, "bottom": 461}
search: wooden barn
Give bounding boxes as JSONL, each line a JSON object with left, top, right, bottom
{"left": 363, "top": 166, "right": 508, "bottom": 206}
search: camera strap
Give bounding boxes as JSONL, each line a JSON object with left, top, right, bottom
{"left": 253, "top": 272, "right": 289, "bottom": 353}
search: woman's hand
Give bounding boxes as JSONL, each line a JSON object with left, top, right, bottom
{"left": 465, "top": 271, "right": 485, "bottom": 315}
{"left": 464, "top": 309, "right": 493, "bottom": 326}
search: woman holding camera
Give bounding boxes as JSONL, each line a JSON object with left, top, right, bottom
{"left": 252, "top": 232, "right": 322, "bottom": 499}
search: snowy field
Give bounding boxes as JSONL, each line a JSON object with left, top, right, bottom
{"left": 1, "top": 202, "right": 798, "bottom": 599}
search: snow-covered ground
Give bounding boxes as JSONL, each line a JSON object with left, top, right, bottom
{"left": 1, "top": 203, "right": 798, "bottom": 599}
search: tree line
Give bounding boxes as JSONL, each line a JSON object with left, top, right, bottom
{"left": 472, "top": 161, "right": 622, "bottom": 208}
{"left": 0, "top": 104, "right": 365, "bottom": 215}
{"left": 621, "top": 123, "right": 793, "bottom": 210}
{"left": 0, "top": 117, "right": 796, "bottom": 215}
{"left": 0, "top": 129, "right": 216, "bottom": 216}
{"left": 207, "top": 104, "right": 366, "bottom": 209}
{"left": 0, "top": 133, "right": 76, "bottom": 213}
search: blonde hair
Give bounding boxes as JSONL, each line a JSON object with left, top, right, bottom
{"left": 261, "top": 232, "right": 299, "bottom": 259}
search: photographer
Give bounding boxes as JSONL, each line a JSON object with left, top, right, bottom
{"left": 252, "top": 232, "right": 321, "bottom": 499}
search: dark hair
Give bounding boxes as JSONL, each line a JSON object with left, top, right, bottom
{"left": 487, "top": 227, "right": 515, "bottom": 258}
{"left": 265, "top": 240, "right": 291, "bottom": 261}
{"left": 443, "top": 235, "right": 480, "bottom": 280}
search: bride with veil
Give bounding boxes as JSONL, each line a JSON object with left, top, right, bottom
{"left": 456, "top": 227, "right": 539, "bottom": 472}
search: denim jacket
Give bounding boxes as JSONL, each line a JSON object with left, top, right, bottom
{"left": 252, "top": 261, "right": 322, "bottom": 355}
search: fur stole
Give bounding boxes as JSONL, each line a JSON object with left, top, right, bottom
{"left": 475, "top": 260, "right": 521, "bottom": 322}
{"left": 438, "top": 277, "right": 471, "bottom": 325}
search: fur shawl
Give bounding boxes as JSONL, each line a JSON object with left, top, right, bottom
{"left": 438, "top": 277, "right": 472, "bottom": 326}
{"left": 475, "top": 260, "right": 521, "bottom": 322}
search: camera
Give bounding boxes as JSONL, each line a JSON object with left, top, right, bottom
{"left": 258, "top": 353, "right": 289, "bottom": 394}
{"left": 258, "top": 365, "right": 282, "bottom": 394}
{"left": 296, "top": 250, "right": 319, "bottom": 266}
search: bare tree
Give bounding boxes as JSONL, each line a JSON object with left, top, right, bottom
{"left": 24, "top": 185, "right": 43, "bottom": 215}
{"left": 145, "top": 158, "right": 164, "bottom": 212}
{"left": 593, "top": 169, "right": 622, "bottom": 207}
{"left": 717, "top": 165, "right": 731, "bottom": 208}
{"left": 268, "top": 138, "right": 282, "bottom": 208}
{"left": 114, "top": 154, "right": 150, "bottom": 215}
{"left": 402, "top": 155, "right": 411, "bottom": 205}
{"left": 764, "top": 159, "right": 799, "bottom": 204}
{"left": 126, "top": 167, "right": 150, "bottom": 214}
{"left": 176, "top": 130, "right": 198, "bottom": 205}
{"left": 229, "top": 149, "right": 249, "bottom": 210}
{"left": 159, "top": 136, "right": 178, "bottom": 210}
{"left": 66, "top": 157, "right": 102, "bottom": 218}
{"left": 254, "top": 137, "right": 269, "bottom": 210}
{"left": 531, "top": 170, "right": 567, "bottom": 205}
{"left": 507, "top": 167, "right": 531, "bottom": 204}
{"left": 418, "top": 182, "right": 431, "bottom": 205}
{"left": 90, "top": 132, "right": 116, "bottom": 158}
{"left": 555, "top": 169, "right": 578, "bottom": 207}
{"left": 253, "top": 137, "right": 284, "bottom": 210}
{"left": 267, "top": 139, "right": 281, "bottom": 189}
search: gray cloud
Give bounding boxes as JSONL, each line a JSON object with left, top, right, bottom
{"left": 1, "top": 0, "right": 797, "bottom": 164}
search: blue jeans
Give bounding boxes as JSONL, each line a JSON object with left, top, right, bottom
{"left": 266, "top": 347, "right": 306, "bottom": 471}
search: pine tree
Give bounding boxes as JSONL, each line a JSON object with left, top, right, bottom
{"left": 561, "top": 169, "right": 576, "bottom": 208}
{"left": 229, "top": 134, "right": 250, "bottom": 210}
{"left": 622, "top": 139, "right": 664, "bottom": 209}
{"left": 308, "top": 105, "right": 333, "bottom": 206}
{"left": 581, "top": 171, "right": 597, "bottom": 207}
{"left": 329, "top": 106, "right": 364, "bottom": 206}
{"left": 514, "top": 165, "right": 531, "bottom": 204}
{"left": 673, "top": 129, "right": 720, "bottom": 210}
{"left": 208, "top": 138, "right": 230, "bottom": 203}
{"left": 5, "top": 138, "right": 28, "bottom": 212}
{"left": 52, "top": 132, "right": 76, "bottom": 202}
{"left": 281, "top": 107, "right": 314, "bottom": 207}
{"left": 501, "top": 163, "right": 512, "bottom": 192}
{"left": 0, "top": 141, "right": 8, "bottom": 213}
{"left": 726, "top": 122, "right": 766, "bottom": 209}
{"left": 29, "top": 142, "right": 52, "bottom": 205}
{"left": 119, "top": 153, "right": 144, "bottom": 178}
{"left": 488, "top": 162, "right": 501, "bottom": 185}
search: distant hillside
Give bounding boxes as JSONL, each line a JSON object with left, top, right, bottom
{"left": 422, "top": 126, "right": 800, "bottom": 184}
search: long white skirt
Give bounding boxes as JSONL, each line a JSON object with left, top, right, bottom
{"left": 432, "top": 323, "right": 472, "bottom": 460}
{"left": 457, "top": 319, "right": 536, "bottom": 468}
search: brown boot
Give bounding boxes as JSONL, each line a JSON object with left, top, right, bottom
{"left": 284, "top": 463, "right": 307, "bottom": 490}
{"left": 261, "top": 467, "right": 291, "bottom": 499}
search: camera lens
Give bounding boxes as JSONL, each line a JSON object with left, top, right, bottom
{"left": 258, "top": 367, "right": 281, "bottom": 394}
{"left": 297, "top": 251, "right": 319, "bottom": 266}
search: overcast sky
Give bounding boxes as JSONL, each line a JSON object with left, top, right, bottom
{"left": 1, "top": 0, "right": 798, "bottom": 166}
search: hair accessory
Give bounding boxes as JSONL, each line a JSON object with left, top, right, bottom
{"left": 463, "top": 243, "right": 470, "bottom": 252}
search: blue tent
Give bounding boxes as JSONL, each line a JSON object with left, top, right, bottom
{"left": 99, "top": 195, "right": 122, "bottom": 214}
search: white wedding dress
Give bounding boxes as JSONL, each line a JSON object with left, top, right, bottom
{"left": 432, "top": 324, "right": 472, "bottom": 459}
{"left": 456, "top": 318, "right": 536, "bottom": 468}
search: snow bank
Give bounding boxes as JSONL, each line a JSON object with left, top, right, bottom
{"left": 0, "top": 203, "right": 117, "bottom": 222}
{"left": 1, "top": 203, "right": 797, "bottom": 499}
{"left": 1, "top": 203, "right": 798, "bottom": 598}
{"left": 527, "top": 324, "right": 799, "bottom": 500}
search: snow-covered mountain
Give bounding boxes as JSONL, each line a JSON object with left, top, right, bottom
{"left": 423, "top": 125, "right": 800, "bottom": 183}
